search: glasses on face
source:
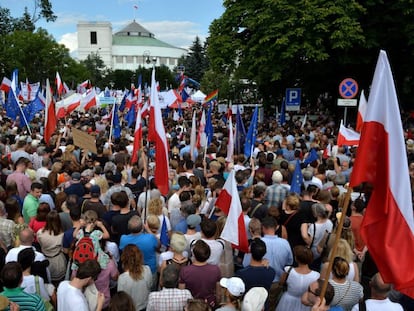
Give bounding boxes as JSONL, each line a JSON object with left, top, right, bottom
{"left": 308, "top": 286, "right": 319, "bottom": 296}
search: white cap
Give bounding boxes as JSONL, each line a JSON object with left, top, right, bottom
{"left": 220, "top": 277, "right": 245, "bottom": 297}
{"left": 242, "top": 287, "right": 268, "bottom": 311}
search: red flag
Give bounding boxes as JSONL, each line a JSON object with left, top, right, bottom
{"left": 350, "top": 50, "right": 414, "bottom": 298}
{"left": 80, "top": 80, "right": 89, "bottom": 88}
{"left": 56, "top": 72, "right": 64, "bottom": 97}
{"left": 337, "top": 123, "right": 360, "bottom": 147}
{"left": 356, "top": 90, "right": 367, "bottom": 132}
{"left": 82, "top": 88, "right": 97, "bottom": 111}
{"left": 131, "top": 107, "right": 142, "bottom": 165}
{"left": 56, "top": 93, "right": 81, "bottom": 119}
{"left": 141, "top": 101, "right": 150, "bottom": 119}
{"left": 151, "top": 68, "right": 169, "bottom": 195}
{"left": 44, "top": 79, "right": 56, "bottom": 145}
{"left": 215, "top": 170, "right": 248, "bottom": 253}
{"left": 26, "top": 79, "right": 32, "bottom": 101}
{"left": 147, "top": 96, "right": 156, "bottom": 143}
{"left": 63, "top": 82, "right": 70, "bottom": 94}
{"left": 125, "top": 91, "right": 137, "bottom": 110}
{"left": 0, "top": 77, "right": 11, "bottom": 92}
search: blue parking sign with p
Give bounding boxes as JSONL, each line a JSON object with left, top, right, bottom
{"left": 285, "top": 88, "right": 301, "bottom": 111}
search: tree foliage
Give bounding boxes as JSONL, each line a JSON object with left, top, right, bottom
{"left": 0, "top": 29, "right": 88, "bottom": 86}
{"left": 177, "top": 36, "right": 209, "bottom": 85}
{"left": 0, "top": 1, "right": 55, "bottom": 35}
{"left": 207, "top": 0, "right": 414, "bottom": 109}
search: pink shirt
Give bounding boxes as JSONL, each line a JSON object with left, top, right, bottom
{"left": 6, "top": 171, "right": 31, "bottom": 199}
{"left": 94, "top": 259, "right": 118, "bottom": 308}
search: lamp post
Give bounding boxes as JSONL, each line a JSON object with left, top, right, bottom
{"left": 144, "top": 50, "right": 151, "bottom": 66}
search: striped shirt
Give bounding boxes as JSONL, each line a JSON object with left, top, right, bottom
{"left": 1, "top": 287, "right": 46, "bottom": 311}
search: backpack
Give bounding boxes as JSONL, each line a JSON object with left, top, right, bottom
{"left": 72, "top": 235, "right": 96, "bottom": 265}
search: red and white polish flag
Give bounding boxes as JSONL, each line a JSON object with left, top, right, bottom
{"left": 356, "top": 90, "right": 367, "bottom": 132}
{"left": 215, "top": 170, "right": 249, "bottom": 253}
{"left": 151, "top": 68, "right": 169, "bottom": 196}
{"left": 350, "top": 50, "right": 414, "bottom": 298}
{"left": 131, "top": 106, "right": 142, "bottom": 165}
{"left": 337, "top": 123, "right": 360, "bottom": 147}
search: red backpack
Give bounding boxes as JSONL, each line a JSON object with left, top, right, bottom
{"left": 72, "top": 235, "right": 96, "bottom": 265}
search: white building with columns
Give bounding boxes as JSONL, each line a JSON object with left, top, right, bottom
{"left": 77, "top": 20, "right": 187, "bottom": 71}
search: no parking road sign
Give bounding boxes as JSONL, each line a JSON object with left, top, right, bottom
{"left": 339, "top": 78, "right": 358, "bottom": 99}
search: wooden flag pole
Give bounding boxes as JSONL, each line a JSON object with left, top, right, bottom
{"left": 319, "top": 187, "right": 353, "bottom": 303}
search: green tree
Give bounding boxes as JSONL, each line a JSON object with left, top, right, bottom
{"left": 0, "top": 1, "right": 56, "bottom": 34}
{"left": 0, "top": 8, "right": 17, "bottom": 35}
{"left": 207, "top": 0, "right": 365, "bottom": 107}
{"left": 14, "top": 8, "right": 35, "bottom": 32}
{"left": 207, "top": 0, "right": 414, "bottom": 110}
{"left": 179, "top": 36, "right": 208, "bottom": 85}
{"left": 80, "top": 52, "right": 106, "bottom": 87}
{"left": 0, "top": 29, "right": 88, "bottom": 87}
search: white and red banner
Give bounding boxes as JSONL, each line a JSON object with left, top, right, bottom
{"left": 356, "top": 90, "right": 367, "bottom": 132}
{"left": 20, "top": 80, "right": 40, "bottom": 102}
{"left": 151, "top": 68, "right": 169, "bottom": 196}
{"left": 44, "top": 79, "right": 56, "bottom": 145}
{"left": 215, "top": 170, "right": 248, "bottom": 252}
{"left": 337, "top": 123, "right": 360, "bottom": 147}
{"left": 56, "top": 93, "right": 81, "bottom": 118}
{"left": 131, "top": 107, "right": 142, "bottom": 165}
{"left": 56, "top": 71, "right": 64, "bottom": 96}
{"left": 0, "top": 77, "right": 11, "bottom": 92}
{"left": 350, "top": 50, "right": 414, "bottom": 299}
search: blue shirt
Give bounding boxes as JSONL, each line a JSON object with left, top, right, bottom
{"left": 262, "top": 235, "right": 293, "bottom": 282}
{"left": 119, "top": 233, "right": 158, "bottom": 273}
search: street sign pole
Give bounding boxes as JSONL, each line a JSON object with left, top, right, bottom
{"left": 344, "top": 107, "right": 348, "bottom": 126}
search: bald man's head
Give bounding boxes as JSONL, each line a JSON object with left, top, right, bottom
{"left": 19, "top": 228, "right": 34, "bottom": 246}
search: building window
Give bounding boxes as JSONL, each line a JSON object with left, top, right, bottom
{"left": 160, "top": 57, "right": 167, "bottom": 65}
{"left": 116, "top": 56, "right": 123, "bottom": 63}
{"left": 90, "top": 31, "right": 97, "bottom": 44}
{"left": 126, "top": 56, "right": 133, "bottom": 63}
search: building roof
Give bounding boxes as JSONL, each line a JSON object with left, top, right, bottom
{"left": 112, "top": 35, "right": 185, "bottom": 49}
{"left": 114, "top": 20, "right": 154, "bottom": 37}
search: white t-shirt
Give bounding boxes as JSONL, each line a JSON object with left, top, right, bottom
{"left": 57, "top": 281, "right": 89, "bottom": 311}
{"left": 202, "top": 238, "right": 224, "bottom": 265}
{"left": 351, "top": 298, "right": 403, "bottom": 311}
{"left": 6, "top": 246, "right": 46, "bottom": 263}
{"left": 21, "top": 275, "right": 50, "bottom": 300}
{"left": 308, "top": 220, "right": 333, "bottom": 259}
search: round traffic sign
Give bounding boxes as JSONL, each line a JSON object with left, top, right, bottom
{"left": 339, "top": 78, "right": 358, "bottom": 99}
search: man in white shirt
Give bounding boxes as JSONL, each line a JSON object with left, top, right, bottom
{"left": 57, "top": 260, "right": 104, "bottom": 311}
{"left": 35, "top": 158, "right": 51, "bottom": 182}
{"left": 200, "top": 219, "right": 224, "bottom": 265}
{"left": 6, "top": 229, "right": 46, "bottom": 263}
{"left": 351, "top": 273, "right": 403, "bottom": 311}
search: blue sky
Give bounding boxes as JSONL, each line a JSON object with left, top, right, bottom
{"left": 0, "top": 0, "right": 225, "bottom": 52}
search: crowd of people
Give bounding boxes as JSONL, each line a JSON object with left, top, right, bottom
{"left": 0, "top": 105, "right": 412, "bottom": 311}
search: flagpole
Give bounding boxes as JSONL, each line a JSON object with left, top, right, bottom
{"left": 319, "top": 187, "right": 353, "bottom": 303}
{"left": 108, "top": 98, "right": 116, "bottom": 143}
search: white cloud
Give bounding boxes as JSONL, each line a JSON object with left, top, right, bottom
{"left": 59, "top": 32, "right": 78, "bottom": 53}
